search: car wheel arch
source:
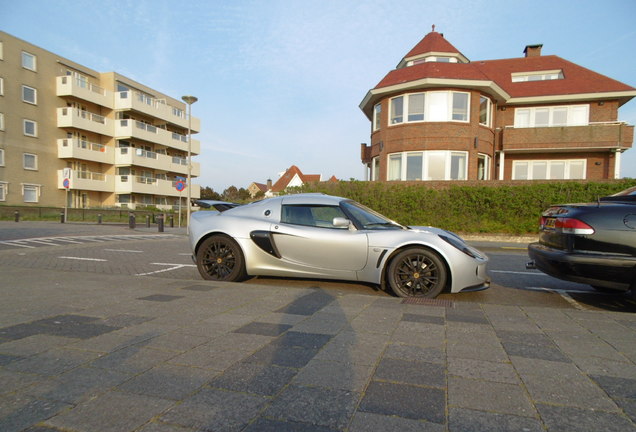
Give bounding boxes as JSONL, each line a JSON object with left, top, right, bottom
{"left": 381, "top": 244, "right": 452, "bottom": 294}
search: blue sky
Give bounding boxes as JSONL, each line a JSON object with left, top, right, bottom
{"left": 3, "top": 0, "right": 635, "bottom": 192}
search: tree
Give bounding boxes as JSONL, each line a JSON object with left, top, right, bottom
{"left": 200, "top": 186, "right": 222, "bottom": 200}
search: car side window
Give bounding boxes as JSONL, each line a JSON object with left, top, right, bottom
{"left": 281, "top": 205, "right": 348, "bottom": 229}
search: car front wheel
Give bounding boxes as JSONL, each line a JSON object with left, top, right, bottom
{"left": 388, "top": 247, "right": 447, "bottom": 298}
{"left": 196, "top": 234, "right": 247, "bottom": 281}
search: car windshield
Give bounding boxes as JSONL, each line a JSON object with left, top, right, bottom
{"left": 341, "top": 200, "right": 405, "bottom": 230}
{"left": 599, "top": 186, "right": 636, "bottom": 202}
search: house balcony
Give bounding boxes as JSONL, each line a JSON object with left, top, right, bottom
{"left": 114, "top": 120, "right": 201, "bottom": 154}
{"left": 56, "top": 76, "right": 113, "bottom": 108}
{"left": 58, "top": 138, "right": 112, "bottom": 164}
{"left": 57, "top": 107, "right": 111, "bottom": 136}
{"left": 57, "top": 169, "right": 114, "bottom": 192}
{"left": 114, "top": 91, "right": 201, "bottom": 132}
{"left": 500, "top": 122, "right": 634, "bottom": 153}
{"left": 115, "top": 147, "right": 200, "bottom": 176}
{"left": 115, "top": 176, "right": 201, "bottom": 198}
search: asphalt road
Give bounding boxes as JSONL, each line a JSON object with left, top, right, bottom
{"left": 1, "top": 221, "right": 634, "bottom": 313}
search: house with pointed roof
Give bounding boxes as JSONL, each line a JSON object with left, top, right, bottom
{"left": 360, "top": 28, "right": 636, "bottom": 182}
{"left": 255, "top": 165, "right": 335, "bottom": 197}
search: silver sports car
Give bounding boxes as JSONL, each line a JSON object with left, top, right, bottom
{"left": 189, "top": 193, "right": 489, "bottom": 298}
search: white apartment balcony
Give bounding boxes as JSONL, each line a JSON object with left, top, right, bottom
{"left": 114, "top": 91, "right": 201, "bottom": 132}
{"left": 115, "top": 176, "right": 201, "bottom": 198}
{"left": 115, "top": 147, "right": 200, "bottom": 176}
{"left": 115, "top": 120, "right": 201, "bottom": 154}
{"left": 58, "top": 138, "right": 112, "bottom": 164}
{"left": 57, "top": 169, "right": 114, "bottom": 192}
{"left": 56, "top": 76, "right": 113, "bottom": 108}
{"left": 57, "top": 107, "right": 111, "bottom": 136}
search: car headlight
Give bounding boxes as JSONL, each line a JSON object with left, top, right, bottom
{"left": 439, "top": 234, "right": 485, "bottom": 260}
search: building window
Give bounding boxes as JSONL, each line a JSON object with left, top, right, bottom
{"left": 22, "top": 184, "right": 40, "bottom": 203}
{"left": 479, "top": 96, "right": 491, "bottom": 127}
{"left": 477, "top": 154, "right": 491, "bottom": 180}
{"left": 0, "top": 112, "right": 4, "bottom": 131}
{"left": 452, "top": 93, "right": 469, "bottom": 121}
{"left": 512, "top": 159, "right": 586, "bottom": 180}
{"left": 0, "top": 182, "right": 7, "bottom": 201}
{"left": 22, "top": 85, "right": 37, "bottom": 104}
{"left": 514, "top": 105, "right": 589, "bottom": 128}
{"left": 387, "top": 151, "right": 468, "bottom": 181}
{"left": 511, "top": 70, "right": 563, "bottom": 82}
{"left": 390, "top": 91, "right": 470, "bottom": 125}
{"left": 0, "top": 41, "right": 3, "bottom": 60}
{"left": 372, "top": 157, "right": 380, "bottom": 181}
{"left": 0, "top": 77, "right": 4, "bottom": 95}
{"left": 0, "top": 148, "right": 4, "bottom": 166}
{"left": 23, "top": 153, "right": 37, "bottom": 170}
{"left": 21, "top": 51, "right": 37, "bottom": 71}
{"left": 373, "top": 103, "right": 382, "bottom": 131}
{"left": 23, "top": 119, "right": 37, "bottom": 137}
{"left": 390, "top": 96, "right": 404, "bottom": 124}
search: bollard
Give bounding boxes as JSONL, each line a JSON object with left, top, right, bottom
{"left": 14, "top": 211, "right": 20, "bottom": 222}
{"left": 60, "top": 212, "right": 65, "bottom": 223}
{"left": 157, "top": 214, "right": 164, "bottom": 232}
{"left": 169, "top": 215, "right": 174, "bottom": 228}
{"left": 146, "top": 215, "right": 150, "bottom": 228}
{"left": 128, "top": 212, "right": 136, "bottom": 229}
{"left": 98, "top": 214, "right": 102, "bottom": 224}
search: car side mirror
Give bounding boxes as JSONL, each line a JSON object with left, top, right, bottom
{"left": 333, "top": 217, "right": 352, "bottom": 229}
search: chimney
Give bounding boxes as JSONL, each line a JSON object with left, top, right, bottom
{"left": 266, "top": 179, "right": 272, "bottom": 189}
{"left": 524, "top": 44, "right": 543, "bottom": 58}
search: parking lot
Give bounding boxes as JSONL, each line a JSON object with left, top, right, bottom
{"left": 1, "top": 221, "right": 635, "bottom": 431}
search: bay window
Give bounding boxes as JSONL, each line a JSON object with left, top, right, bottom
{"left": 389, "top": 91, "right": 470, "bottom": 125}
{"left": 387, "top": 151, "right": 468, "bottom": 181}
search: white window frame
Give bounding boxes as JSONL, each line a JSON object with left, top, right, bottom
{"left": 22, "top": 183, "right": 41, "bottom": 203}
{"left": 389, "top": 91, "right": 470, "bottom": 126}
{"left": 0, "top": 77, "right": 4, "bottom": 95}
{"left": 511, "top": 70, "right": 563, "bottom": 82}
{"left": 479, "top": 96, "right": 492, "bottom": 127}
{"left": 512, "top": 159, "right": 587, "bottom": 180}
{"left": 21, "top": 85, "right": 37, "bottom": 104}
{"left": 387, "top": 151, "right": 468, "bottom": 181}
{"left": 21, "top": 51, "right": 36, "bottom": 71}
{"left": 0, "top": 148, "right": 4, "bottom": 166}
{"left": 373, "top": 103, "right": 381, "bottom": 131}
{"left": 0, "top": 41, "right": 4, "bottom": 60}
{"left": 477, "top": 154, "right": 491, "bottom": 180}
{"left": 0, "top": 112, "right": 4, "bottom": 131}
{"left": 371, "top": 156, "right": 380, "bottom": 181}
{"left": 0, "top": 182, "right": 7, "bottom": 201}
{"left": 23, "top": 153, "right": 38, "bottom": 170}
{"left": 514, "top": 105, "right": 589, "bottom": 128}
{"left": 23, "top": 119, "right": 37, "bottom": 137}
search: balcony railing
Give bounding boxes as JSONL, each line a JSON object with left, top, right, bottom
{"left": 57, "top": 107, "right": 111, "bottom": 136}
{"left": 58, "top": 138, "right": 111, "bottom": 163}
{"left": 501, "top": 122, "right": 634, "bottom": 152}
{"left": 115, "top": 91, "right": 199, "bottom": 131}
{"left": 56, "top": 76, "right": 113, "bottom": 108}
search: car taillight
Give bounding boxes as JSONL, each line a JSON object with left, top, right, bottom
{"left": 554, "top": 218, "right": 594, "bottom": 235}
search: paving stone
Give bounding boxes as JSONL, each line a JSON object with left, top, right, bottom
{"left": 445, "top": 309, "right": 489, "bottom": 324}
{"left": 47, "top": 390, "right": 174, "bottom": 432}
{"left": 118, "top": 363, "right": 216, "bottom": 400}
{"left": 590, "top": 375, "right": 636, "bottom": 399}
{"left": 276, "top": 331, "right": 333, "bottom": 349}
{"left": 160, "top": 387, "right": 268, "bottom": 431}
{"left": 448, "top": 376, "right": 536, "bottom": 418}
{"left": 245, "top": 341, "right": 320, "bottom": 368}
{"left": 447, "top": 357, "right": 520, "bottom": 384}
{"left": 0, "top": 396, "right": 71, "bottom": 432}
{"left": 209, "top": 361, "right": 297, "bottom": 396}
{"left": 291, "top": 312, "right": 349, "bottom": 335}
{"left": 392, "top": 326, "right": 445, "bottom": 347}
{"left": 402, "top": 313, "right": 445, "bottom": 325}
{"left": 89, "top": 345, "right": 177, "bottom": 374}
{"left": 180, "top": 284, "right": 216, "bottom": 291}
{"left": 448, "top": 407, "right": 545, "bottom": 432}
{"left": 265, "top": 385, "right": 359, "bottom": 430}
{"left": 70, "top": 331, "right": 157, "bottom": 353}
{"left": 5, "top": 347, "right": 101, "bottom": 376}
{"left": 359, "top": 381, "right": 445, "bottom": 423}
{"left": 233, "top": 321, "right": 293, "bottom": 337}
{"left": 536, "top": 403, "right": 636, "bottom": 432}
{"left": 244, "top": 417, "right": 338, "bottom": 432}
{"left": 275, "top": 290, "right": 336, "bottom": 316}
{"left": 500, "top": 340, "right": 570, "bottom": 363}
{"left": 141, "top": 331, "right": 210, "bottom": 353}
{"left": 136, "top": 294, "right": 184, "bottom": 302}
{"left": 0, "top": 353, "right": 23, "bottom": 366}
{"left": 293, "top": 358, "right": 374, "bottom": 391}
{"left": 99, "top": 314, "right": 153, "bottom": 328}
{"left": 383, "top": 344, "right": 445, "bottom": 364}
{"left": 374, "top": 357, "right": 446, "bottom": 388}
{"left": 349, "top": 411, "right": 444, "bottom": 432}
{"left": 136, "top": 422, "right": 199, "bottom": 432}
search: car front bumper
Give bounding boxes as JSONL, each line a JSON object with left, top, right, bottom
{"left": 527, "top": 242, "right": 636, "bottom": 291}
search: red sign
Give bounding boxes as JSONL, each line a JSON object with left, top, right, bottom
{"left": 175, "top": 180, "right": 186, "bottom": 192}
{"left": 63, "top": 178, "right": 70, "bottom": 189}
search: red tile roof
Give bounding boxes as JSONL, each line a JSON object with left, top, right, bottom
{"left": 270, "top": 165, "right": 321, "bottom": 192}
{"left": 405, "top": 31, "right": 463, "bottom": 58}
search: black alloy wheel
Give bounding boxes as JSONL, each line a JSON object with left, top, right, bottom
{"left": 388, "top": 247, "right": 447, "bottom": 298}
{"left": 196, "top": 234, "right": 247, "bottom": 281}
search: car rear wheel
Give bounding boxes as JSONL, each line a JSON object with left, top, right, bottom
{"left": 388, "top": 247, "right": 447, "bottom": 298}
{"left": 196, "top": 234, "right": 247, "bottom": 281}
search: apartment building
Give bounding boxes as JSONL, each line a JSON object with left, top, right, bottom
{"left": 360, "top": 29, "right": 636, "bottom": 182}
{"left": 0, "top": 31, "right": 201, "bottom": 209}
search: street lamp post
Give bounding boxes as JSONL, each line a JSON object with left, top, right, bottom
{"left": 181, "top": 95, "right": 198, "bottom": 234}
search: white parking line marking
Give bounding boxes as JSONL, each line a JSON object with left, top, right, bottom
{"left": 558, "top": 291, "right": 588, "bottom": 310}
{"left": 59, "top": 256, "right": 108, "bottom": 262}
{"left": 526, "top": 286, "right": 599, "bottom": 295}
{"left": 135, "top": 262, "right": 196, "bottom": 276}
{"left": 0, "top": 241, "right": 35, "bottom": 248}
{"left": 103, "top": 249, "right": 143, "bottom": 253}
{"left": 490, "top": 270, "right": 548, "bottom": 276}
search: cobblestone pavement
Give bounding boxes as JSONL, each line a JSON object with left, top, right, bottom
{"left": 0, "top": 222, "right": 635, "bottom": 431}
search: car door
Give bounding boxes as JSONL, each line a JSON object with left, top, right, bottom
{"left": 271, "top": 204, "right": 368, "bottom": 271}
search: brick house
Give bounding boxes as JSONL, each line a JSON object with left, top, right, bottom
{"left": 359, "top": 29, "right": 636, "bottom": 182}
{"left": 251, "top": 165, "right": 336, "bottom": 197}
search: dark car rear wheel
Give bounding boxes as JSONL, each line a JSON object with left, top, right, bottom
{"left": 196, "top": 234, "right": 247, "bottom": 281}
{"left": 388, "top": 247, "right": 447, "bottom": 298}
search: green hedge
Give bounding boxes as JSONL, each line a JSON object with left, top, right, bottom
{"left": 293, "top": 180, "right": 636, "bottom": 234}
